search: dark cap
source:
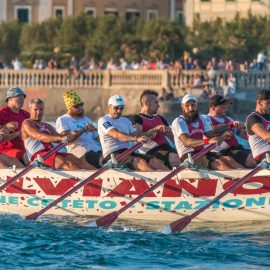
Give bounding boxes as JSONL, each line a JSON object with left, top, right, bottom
{"left": 256, "top": 90, "right": 270, "bottom": 100}
{"left": 209, "top": 95, "right": 232, "bottom": 107}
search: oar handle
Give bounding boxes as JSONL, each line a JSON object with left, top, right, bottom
{"left": 117, "top": 143, "right": 216, "bottom": 215}
{"left": 37, "top": 141, "right": 68, "bottom": 162}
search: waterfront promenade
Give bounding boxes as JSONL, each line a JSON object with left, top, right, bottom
{"left": 0, "top": 69, "right": 266, "bottom": 122}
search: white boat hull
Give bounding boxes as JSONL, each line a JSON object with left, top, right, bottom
{"left": 0, "top": 167, "right": 269, "bottom": 223}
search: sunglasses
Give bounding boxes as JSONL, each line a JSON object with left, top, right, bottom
{"left": 113, "top": 106, "right": 124, "bottom": 111}
{"left": 73, "top": 103, "right": 84, "bottom": 109}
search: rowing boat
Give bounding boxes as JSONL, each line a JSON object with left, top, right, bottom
{"left": 0, "top": 167, "right": 269, "bottom": 223}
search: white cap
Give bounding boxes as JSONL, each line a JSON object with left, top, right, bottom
{"left": 108, "top": 95, "right": 126, "bottom": 106}
{"left": 181, "top": 94, "right": 197, "bottom": 104}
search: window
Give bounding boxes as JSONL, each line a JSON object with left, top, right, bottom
{"left": 147, "top": 9, "right": 158, "bottom": 20}
{"left": 105, "top": 8, "right": 118, "bottom": 17}
{"left": 85, "top": 7, "right": 96, "bottom": 17}
{"left": 126, "top": 9, "right": 140, "bottom": 21}
{"left": 176, "top": 10, "right": 185, "bottom": 25}
{"left": 14, "top": 5, "right": 32, "bottom": 23}
{"left": 54, "top": 6, "right": 65, "bottom": 18}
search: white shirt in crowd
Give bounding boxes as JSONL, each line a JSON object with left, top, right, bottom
{"left": 56, "top": 114, "right": 101, "bottom": 158}
{"left": 171, "top": 115, "right": 212, "bottom": 158}
{"left": 98, "top": 114, "right": 136, "bottom": 158}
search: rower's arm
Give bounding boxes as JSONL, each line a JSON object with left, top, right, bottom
{"left": 251, "top": 122, "right": 270, "bottom": 142}
{"left": 108, "top": 128, "right": 137, "bottom": 142}
{"left": 179, "top": 133, "right": 205, "bottom": 147}
{"left": 21, "top": 120, "right": 63, "bottom": 143}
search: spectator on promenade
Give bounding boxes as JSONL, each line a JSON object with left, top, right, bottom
{"left": 107, "top": 58, "right": 117, "bottom": 70}
{"left": 0, "top": 87, "right": 30, "bottom": 164}
{"left": 257, "top": 50, "right": 267, "bottom": 70}
{"left": 47, "top": 58, "right": 57, "bottom": 69}
{"left": 224, "top": 73, "right": 236, "bottom": 97}
{"left": 12, "top": 58, "right": 23, "bottom": 70}
{"left": 250, "top": 59, "right": 259, "bottom": 72}
{"left": 69, "top": 56, "right": 79, "bottom": 77}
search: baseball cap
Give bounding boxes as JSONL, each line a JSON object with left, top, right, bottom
{"left": 181, "top": 94, "right": 197, "bottom": 104}
{"left": 209, "top": 95, "right": 232, "bottom": 107}
{"left": 6, "top": 87, "right": 26, "bottom": 102}
{"left": 256, "top": 90, "right": 270, "bottom": 100}
{"left": 108, "top": 95, "right": 126, "bottom": 106}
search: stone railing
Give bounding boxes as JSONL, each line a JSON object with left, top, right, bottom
{"left": 0, "top": 69, "right": 270, "bottom": 91}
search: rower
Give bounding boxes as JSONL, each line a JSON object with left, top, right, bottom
{"left": 98, "top": 95, "right": 159, "bottom": 171}
{"left": 246, "top": 90, "right": 270, "bottom": 164}
{"left": 21, "top": 98, "right": 93, "bottom": 170}
{"left": 132, "top": 89, "right": 180, "bottom": 169}
{"left": 0, "top": 87, "right": 30, "bottom": 165}
{"left": 205, "top": 94, "right": 256, "bottom": 168}
{"left": 0, "top": 126, "right": 25, "bottom": 168}
{"left": 171, "top": 94, "right": 233, "bottom": 170}
{"left": 56, "top": 90, "right": 102, "bottom": 169}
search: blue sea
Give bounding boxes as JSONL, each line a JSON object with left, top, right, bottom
{"left": 0, "top": 214, "right": 269, "bottom": 269}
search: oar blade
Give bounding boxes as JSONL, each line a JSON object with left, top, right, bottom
{"left": 162, "top": 215, "right": 192, "bottom": 234}
{"left": 89, "top": 211, "right": 119, "bottom": 227}
{"left": 25, "top": 212, "right": 39, "bottom": 220}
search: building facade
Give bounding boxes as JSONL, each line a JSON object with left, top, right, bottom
{"left": 0, "top": 0, "right": 185, "bottom": 24}
{"left": 0, "top": 0, "right": 269, "bottom": 26}
{"left": 186, "top": 0, "right": 270, "bottom": 25}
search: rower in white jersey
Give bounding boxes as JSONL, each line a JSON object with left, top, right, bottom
{"left": 205, "top": 94, "right": 256, "bottom": 169}
{"left": 246, "top": 90, "right": 270, "bottom": 164}
{"left": 171, "top": 94, "right": 232, "bottom": 170}
{"left": 98, "top": 95, "right": 166, "bottom": 171}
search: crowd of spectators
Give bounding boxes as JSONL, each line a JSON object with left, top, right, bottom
{"left": 0, "top": 50, "right": 268, "bottom": 73}
{"left": 0, "top": 51, "right": 268, "bottom": 101}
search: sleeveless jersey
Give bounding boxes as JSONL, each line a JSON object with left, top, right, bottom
{"left": 137, "top": 114, "right": 168, "bottom": 154}
{"left": 247, "top": 112, "right": 270, "bottom": 159}
{"left": 208, "top": 115, "right": 238, "bottom": 149}
{"left": 178, "top": 116, "right": 204, "bottom": 158}
{"left": 24, "top": 121, "right": 54, "bottom": 160}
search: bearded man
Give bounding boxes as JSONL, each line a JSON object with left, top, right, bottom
{"left": 171, "top": 94, "right": 232, "bottom": 170}
{"left": 56, "top": 90, "right": 102, "bottom": 169}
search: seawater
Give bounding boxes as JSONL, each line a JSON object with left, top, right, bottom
{"left": 0, "top": 215, "right": 269, "bottom": 269}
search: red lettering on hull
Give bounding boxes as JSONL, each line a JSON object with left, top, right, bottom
{"left": 223, "top": 176, "right": 270, "bottom": 195}
{"left": 82, "top": 179, "right": 102, "bottom": 196}
{"left": 33, "top": 178, "right": 77, "bottom": 195}
{"left": 106, "top": 178, "right": 156, "bottom": 197}
{"left": 162, "top": 178, "right": 218, "bottom": 197}
{"left": 5, "top": 177, "right": 36, "bottom": 194}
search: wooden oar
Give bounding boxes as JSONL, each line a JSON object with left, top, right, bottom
{"left": 26, "top": 142, "right": 144, "bottom": 220}
{"left": 0, "top": 141, "right": 68, "bottom": 192}
{"left": 161, "top": 161, "right": 268, "bottom": 234}
{"left": 89, "top": 143, "right": 216, "bottom": 228}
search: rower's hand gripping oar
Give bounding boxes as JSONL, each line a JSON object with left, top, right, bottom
{"left": 0, "top": 141, "right": 68, "bottom": 192}
{"left": 25, "top": 142, "right": 144, "bottom": 220}
{"left": 161, "top": 155, "right": 270, "bottom": 234}
{"left": 89, "top": 143, "right": 216, "bottom": 228}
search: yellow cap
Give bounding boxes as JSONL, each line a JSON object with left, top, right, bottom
{"left": 63, "top": 90, "right": 83, "bottom": 110}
